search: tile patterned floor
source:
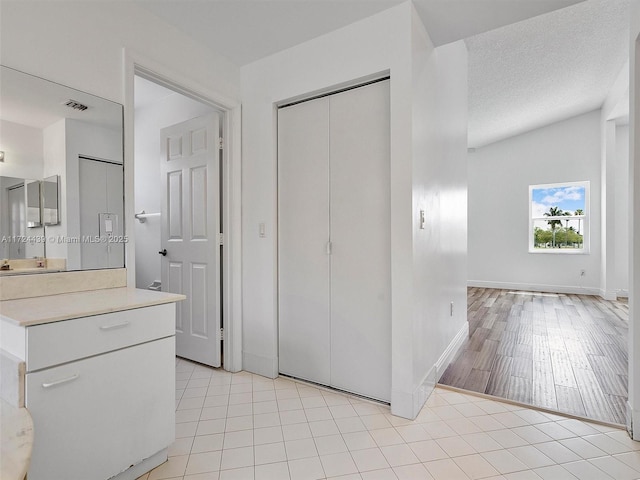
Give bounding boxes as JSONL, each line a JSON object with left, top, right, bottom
{"left": 137, "top": 358, "right": 640, "bottom": 480}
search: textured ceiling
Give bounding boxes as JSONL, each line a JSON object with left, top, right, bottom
{"left": 466, "top": 0, "right": 630, "bottom": 148}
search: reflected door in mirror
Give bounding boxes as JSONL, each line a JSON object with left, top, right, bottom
{"left": 79, "top": 157, "right": 124, "bottom": 269}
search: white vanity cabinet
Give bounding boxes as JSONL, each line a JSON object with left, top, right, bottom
{"left": 0, "top": 289, "right": 182, "bottom": 480}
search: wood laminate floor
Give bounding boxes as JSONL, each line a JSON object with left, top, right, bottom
{"left": 439, "top": 287, "right": 629, "bottom": 425}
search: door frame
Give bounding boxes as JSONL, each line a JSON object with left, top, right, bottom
{"left": 124, "top": 49, "right": 242, "bottom": 372}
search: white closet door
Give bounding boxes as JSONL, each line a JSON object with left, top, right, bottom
{"left": 329, "top": 80, "right": 391, "bottom": 402}
{"left": 106, "top": 160, "right": 124, "bottom": 267}
{"left": 278, "top": 97, "right": 331, "bottom": 385}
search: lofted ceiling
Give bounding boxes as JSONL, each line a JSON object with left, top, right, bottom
{"left": 466, "top": 0, "right": 630, "bottom": 148}
{"left": 135, "top": 0, "right": 629, "bottom": 148}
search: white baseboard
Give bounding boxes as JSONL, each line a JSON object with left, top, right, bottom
{"left": 627, "top": 401, "right": 637, "bottom": 439}
{"left": 435, "top": 322, "right": 470, "bottom": 379}
{"left": 114, "top": 448, "right": 167, "bottom": 480}
{"left": 392, "top": 321, "right": 469, "bottom": 420}
{"left": 599, "top": 288, "right": 618, "bottom": 301}
{"left": 468, "top": 280, "right": 600, "bottom": 296}
{"left": 617, "top": 289, "right": 629, "bottom": 298}
{"left": 243, "top": 352, "right": 278, "bottom": 379}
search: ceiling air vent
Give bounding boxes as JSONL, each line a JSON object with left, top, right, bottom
{"left": 64, "top": 99, "right": 88, "bottom": 111}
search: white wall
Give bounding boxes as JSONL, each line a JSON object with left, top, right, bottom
{"left": 0, "top": 120, "right": 45, "bottom": 259}
{"left": 627, "top": 0, "right": 640, "bottom": 439}
{"left": 241, "top": 2, "right": 468, "bottom": 419}
{"left": 134, "top": 88, "right": 218, "bottom": 290}
{"left": 0, "top": 0, "right": 240, "bottom": 278}
{"left": 42, "top": 120, "right": 67, "bottom": 262}
{"left": 616, "top": 124, "right": 630, "bottom": 296}
{"left": 410, "top": 18, "right": 469, "bottom": 413}
{"left": 468, "top": 110, "right": 602, "bottom": 294}
{"left": 0, "top": 120, "right": 44, "bottom": 180}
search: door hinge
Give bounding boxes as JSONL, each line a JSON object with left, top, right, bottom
{"left": 218, "top": 233, "right": 224, "bottom": 246}
{"left": 218, "top": 137, "right": 224, "bottom": 150}
{"left": 218, "top": 327, "right": 224, "bottom": 341}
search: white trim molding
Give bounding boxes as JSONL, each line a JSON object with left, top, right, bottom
{"left": 468, "top": 280, "right": 600, "bottom": 297}
{"left": 122, "top": 48, "right": 242, "bottom": 373}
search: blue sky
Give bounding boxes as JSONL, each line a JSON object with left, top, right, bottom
{"left": 532, "top": 185, "right": 585, "bottom": 217}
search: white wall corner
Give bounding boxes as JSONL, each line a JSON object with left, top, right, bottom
{"left": 627, "top": 401, "right": 638, "bottom": 440}
{"left": 391, "top": 389, "right": 415, "bottom": 420}
{"left": 435, "top": 321, "right": 470, "bottom": 380}
{"left": 392, "top": 321, "right": 469, "bottom": 420}
{"left": 599, "top": 288, "right": 618, "bottom": 301}
{"left": 242, "top": 352, "right": 278, "bottom": 379}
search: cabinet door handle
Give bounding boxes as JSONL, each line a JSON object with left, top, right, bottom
{"left": 42, "top": 374, "right": 79, "bottom": 388}
{"left": 99, "top": 321, "right": 130, "bottom": 331}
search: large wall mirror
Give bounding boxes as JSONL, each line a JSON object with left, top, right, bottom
{"left": 0, "top": 65, "right": 124, "bottom": 275}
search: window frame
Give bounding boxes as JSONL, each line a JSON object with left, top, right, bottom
{"left": 528, "top": 181, "right": 590, "bottom": 254}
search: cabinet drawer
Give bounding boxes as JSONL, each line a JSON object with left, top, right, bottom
{"left": 26, "top": 303, "right": 175, "bottom": 371}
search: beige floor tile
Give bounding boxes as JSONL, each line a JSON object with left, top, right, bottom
{"left": 288, "top": 457, "right": 325, "bottom": 480}
{"left": 314, "top": 434, "right": 349, "bottom": 455}
{"left": 220, "top": 446, "right": 254, "bottom": 471}
{"left": 533, "top": 441, "right": 581, "bottom": 464}
{"left": 255, "top": 461, "right": 291, "bottom": 480}
{"left": 185, "top": 451, "right": 222, "bottom": 475}
{"left": 454, "top": 453, "right": 500, "bottom": 480}
{"left": 351, "top": 447, "right": 391, "bottom": 472}
{"left": 392, "top": 463, "right": 434, "bottom": 480}
{"left": 408, "top": 440, "right": 448, "bottom": 463}
{"left": 219, "top": 466, "right": 254, "bottom": 480}
{"left": 436, "top": 436, "right": 476, "bottom": 457}
{"left": 285, "top": 438, "right": 318, "bottom": 460}
{"left": 342, "top": 431, "right": 378, "bottom": 451}
{"left": 320, "top": 452, "right": 359, "bottom": 477}
{"left": 481, "top": 450, "right": 529, "bottom": 474}
{"left": 223, "top": 429, "right": 254, "bottom": 449}
{"left": 359, "top": 468, "right": 398, "bottom": 479}
{"left": 423, "top": 458, "right": 471, "bottom": 480}
{"left": 255, "top": 441, "right": 287, "bottom": 465}
{"left": 192, "top": 433, "right": 225, "bottom": 453}
{"left": 507, "top": 446, "right": 555, "bottom": 469}
{"left": 380, "top": 443, "right": 420, "bottom": 467}
{"left": 254, "top": 426, "right": 284, "bottom": 445}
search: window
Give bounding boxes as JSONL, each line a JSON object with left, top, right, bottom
{"left": 529, "top": 181, "right": 589, "bottom": 253}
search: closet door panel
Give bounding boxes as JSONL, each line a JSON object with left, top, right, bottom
{"left": 278, "top": 98, "right": 331, "bottom": 385}
{"left": 329, "top": 81, "right": 391, "bottom": 402}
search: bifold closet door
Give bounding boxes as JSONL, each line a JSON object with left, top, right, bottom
{"left": 278, "top": 80, "right": 390, "bottom": 402}
{"left": 330, "top": 80, "right": 391, "bottom": 402}
{"left": 278, "top": 96, "right": 331, "bottom": 386}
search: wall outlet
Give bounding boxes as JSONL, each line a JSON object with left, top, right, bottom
{"left": 580, "top": 269, "right": 586, "bottom": 277}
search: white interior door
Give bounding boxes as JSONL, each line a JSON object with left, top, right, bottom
{"left": 329, "top": 80, "right": 391, "bottom": 402}
{"left": 161, "top": 114, "right": 221, "bottom": 367}
{"left": 8, "top": 185, "right": 25, "bottom": 259}
{"left": 278, "top": 96, "right": 331, "bottom": 385}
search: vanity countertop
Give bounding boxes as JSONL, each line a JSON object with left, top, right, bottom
{"left": 0, "top": 287, "right": 186, "bottom": 327}
{"left": 1, "top": 399, "right": 34, "bottom": 480}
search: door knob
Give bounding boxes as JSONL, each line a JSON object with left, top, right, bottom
{"left": 158, "top": 249, "right": 167, "bottom": 256}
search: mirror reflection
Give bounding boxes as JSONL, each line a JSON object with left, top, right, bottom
{"left": 0, "top": 65, "right": 124, "bottom": 275}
